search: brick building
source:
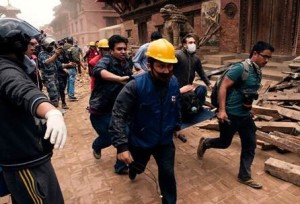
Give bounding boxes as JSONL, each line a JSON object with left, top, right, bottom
{"left": 50, "top": 0, "right": 120, "bottom": 47}
{"left": 97, "top": 0, "right": 300, "bottom": 57}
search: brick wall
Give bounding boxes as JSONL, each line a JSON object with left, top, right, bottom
{"left": 219, "top": 0, "right": 240, "bottom": 53}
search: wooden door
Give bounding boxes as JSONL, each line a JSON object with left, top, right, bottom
{"left": 243, "top": 0, "right": 298, "bottom": 55}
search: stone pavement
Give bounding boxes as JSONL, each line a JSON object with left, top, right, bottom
{"left": 1, "top": 74, "right": 300, "bottom": 204}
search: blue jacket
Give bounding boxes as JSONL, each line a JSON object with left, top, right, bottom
{"left": 110, "top": 72, "right": 181, "bottom": 151}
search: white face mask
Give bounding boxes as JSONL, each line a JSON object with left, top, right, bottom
{"left": 186, "top": 43, "right": 196, "bottom": 53}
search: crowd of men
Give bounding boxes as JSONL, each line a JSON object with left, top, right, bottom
{"left": 0, "top": 17, "right": 274, "bottom": 204}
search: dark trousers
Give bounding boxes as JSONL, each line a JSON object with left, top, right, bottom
{"left": 58, "top": 74, "right": 68, "bottom": 105}
{"left": 2, "top": 160, "right": 64, "bottom": 204}
{"left": 90, "top": 114, "right": 127, "bottom": 172}
{"left": 129, "top": 143, "right": 177, "bottom": 204}
{"left": 205, "top": 114, "right": 257, "bottom": 180}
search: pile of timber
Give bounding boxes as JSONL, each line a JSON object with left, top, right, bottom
{"left": 253, "top": 71, "right": 300, "bottom": 154}
{"left": 199, "top": 70, "right": 300, "bottom": 155}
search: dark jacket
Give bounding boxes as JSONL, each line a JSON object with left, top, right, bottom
{"left": 173, "top": 49, "right": 211, "bottom": 88}
{"left": 0, "top": 56, "right": 53, "bottom": 169}
{"left": 110, "top": 73, "right": 181, "bottom": 152}
{"left": 89, "top": 54, "right": 133, "bottom": 114}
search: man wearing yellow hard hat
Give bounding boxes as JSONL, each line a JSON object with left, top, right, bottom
{"left": 110, "top": 38, "right": 181, "bottom": 204}
{"left": 83, "top": 41, "right": 99, "bottom": 76}
{"left": 88, "top": 39, "right": 110, "bottom": 91}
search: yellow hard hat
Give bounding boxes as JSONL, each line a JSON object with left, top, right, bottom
{"left": 145, "top": 39, "right": 177, "bottom": 63}
{"left": 98, "top": 39, "right": 109, "bottom": 48}
{"left": 89, "top": 41, "right": 95, "bottom": 46}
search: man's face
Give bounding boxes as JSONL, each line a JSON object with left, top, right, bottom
{"left": 25, "top": 39, "right": 38, "bottom": 57}
{"left": 252, "top": 49, "right": 273, "bottom": 67}
{"left": 150, "top": 61, "right": 173, "bottom": 83}
{"left": 111, "top": 42, "right": 127, "bottom": 61}
{"left": 100, "top": 48, "right": 110, "bottom": 56}
{"left": 183, "top": 37, "right": 196, "bottom": 49}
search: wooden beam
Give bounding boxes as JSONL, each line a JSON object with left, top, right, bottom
{"left": 197, "top": 120, "right": 300, "bottom": 134}
{"left": 256, "top": 130, "right": 300, "bottom": 154}
{"left": 252, "top": 105, "right": 282, "bottom": 121}
{"left": 256, "top": 121, "right": 300, "bottom": 135}
{"left": 271, "top": 131, "right": 300, "bottom": 144}
{"left": 253, "top": 81, "right": 272, "bottom": 105}
{"left": 196, "top": 119, "right": 219, "bottom": 130}
{"left": 262, "top": 93, "right": 300, "bottom": 102}
{"left": 265, "top": 158, "right": 300, "bottom": 187}
{"left": 263, "top": 104, "right": 300, "bottom": 121}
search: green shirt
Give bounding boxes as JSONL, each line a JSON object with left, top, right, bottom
{"left": 225, "top": 62, "right": 261, "bottom": 117}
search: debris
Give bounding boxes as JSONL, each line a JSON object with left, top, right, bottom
{"left": 265, "top": 157, "right": 300, "bottom": 187}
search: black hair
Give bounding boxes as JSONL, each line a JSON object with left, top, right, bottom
{"left": 108, "top": 35, "right": 128, "bottom": 50}
{"left": 150, "top": 31, "right": 162, "bottom": 41}
{"left": 249, "top": 41, "right": 274, "bottom": 58}
{"left": 181, "top": 33, "right": 195, "bottom": 44}
{"left": 147, "top": 57, "right": 155, "bottom": 69}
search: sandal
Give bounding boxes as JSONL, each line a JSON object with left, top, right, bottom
{"left": 238, "top": 178, "right": 263, "bottom": 189}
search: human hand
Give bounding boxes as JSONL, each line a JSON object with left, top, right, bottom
{"left": 180, "top": 85, "right": 195, "bottom": 94}
{"left": 208, "top": 84, "right": 213, "bottom": 91}
{"left": 44, "top": 109, "right": 67, "bottom": 149}
{"left": 216, "top": 110, "right": 229, "bottom": 124}
{"left": 117, "top": 151, "right": 134, "bottom": 165}
{"left": 63, "top": 68, "right": 69, "bottom": 75}
{"left": 118, "top": 76, "right": 130, "bottom": 85}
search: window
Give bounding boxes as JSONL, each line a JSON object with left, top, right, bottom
{"left": 105, "top": 17, "right": 118, "bottom": 26}
{"left": 126, "top": 29, "right": 132, "bottom": 38}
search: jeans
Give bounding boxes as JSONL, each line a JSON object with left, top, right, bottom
{"left": 67, "top": 67, "right": 76, "bottom": 97}
{"left": 205, "top": 114, "right": 257, "bottom": 180}
{"left": 90, "top": 113, "right": 127, "bottom": 173}
{"left": 129, "top": 143, "right": 176, "bottom": 204}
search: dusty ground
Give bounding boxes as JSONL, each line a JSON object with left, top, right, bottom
{"left": 1, "top": 72, "right": 300, "bottom": 204}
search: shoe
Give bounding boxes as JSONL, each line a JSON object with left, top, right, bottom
{"left": 62, "top": 103, "right": 69, "bottom": 109}
{"left": 93, "top": 149, "right": 101, "bottom": 159}
{"left": 69, "top": 96, "right": 78, "bottom": 101}
{"left": 128, "top": 168, "right": 137, "bottom": 180}
{"left": 197, "top": 137, "right": 207, "bottom": 159}
{"left": 238, "top": 178, "right": 263, "bottom": 189}
{"left": 53, "top": 102, "right": 59, "bottom": 107}
{"left": 115, "top": 166, "right": 129, "bottom": 175}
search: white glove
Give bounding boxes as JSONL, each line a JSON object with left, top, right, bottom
{"left": 44, "top": 109, "right": 67, "bottom": 149}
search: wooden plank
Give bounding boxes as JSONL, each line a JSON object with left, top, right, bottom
{"left": 256, "top": 130, "right": 300, "bottom": 154}
{"left": 254, "top": 81, "right": 272, "bottom": 105}
{"left": 196, "top": 119, "right": 219, "bottom": 130}
{"left": 258, "top": 80, "right": 272, "bottom": 94}
{"left": 265, "top": 157, "right": 300, "bottom": 187}
{"left": 262, "top": 92, "right": 300, "bottom": 102}
{"left": 271, "top": 131, "right": 300, "bottom": 143}
{"left": 263, "top": 104, "right": 300, "bottom": 121}
{"left": 197, "top": 120, "right": 300, "bottom": 134}
{"left": 274, "top": 82, "right": 294, "bottom": 90}
{"left": 255, "top": 121, "right": 300, "bottom": 135}
{"left": 252, "top": 105, "right": 282, "bottom": 121}
{"left": 254, "top": 114, "right": 273, "bottom": 121}
{"left": 257, "top": 140, "right": 276, "bottom": 150}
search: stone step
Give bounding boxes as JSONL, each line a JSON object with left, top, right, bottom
{"left": 202, "top": 53, "right": 236, "bottom": 65}
{"left": 289, "top": 63, "right": 300, "bottom": 71}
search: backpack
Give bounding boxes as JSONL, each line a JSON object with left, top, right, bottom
{"left": 210, "top": 60, "right": 250, "bottom": 108}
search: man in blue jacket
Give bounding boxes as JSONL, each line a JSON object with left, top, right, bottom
{"left": 110, "top": 39, "right": 181, "bottom": 204}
